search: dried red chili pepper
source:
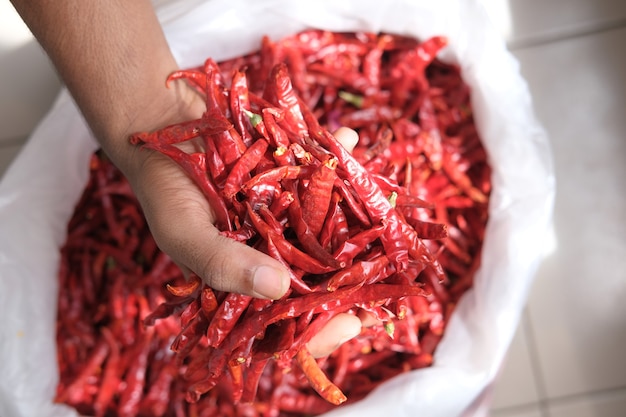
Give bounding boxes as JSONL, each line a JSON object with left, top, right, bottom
{"left": 300, "top": 156, "right": 338, "bottom": 237}
{"left": 296, "top": 347, "right": 347, "bottom": 405}
{"left": 222, "top": 137, "right": 269, "bottom": 199}
{"left": 264, "top": 63, "right": 309, "bottom": 140}
{"left": 56, "top": 30, "right": 491, "bottom": 417}
{"left": 206, "top": 293, "right": 253, "bottom": 348}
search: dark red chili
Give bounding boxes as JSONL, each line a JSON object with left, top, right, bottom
{"left": 57, "top": 30, "right": 491, "bottom": 417}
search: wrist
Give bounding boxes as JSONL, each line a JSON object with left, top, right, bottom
{"left": 100, "top": 78, "right": 206, "bottom": 181}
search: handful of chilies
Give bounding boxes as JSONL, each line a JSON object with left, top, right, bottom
{"left": 55, "top": 30, "right": 491, "bottom": 417}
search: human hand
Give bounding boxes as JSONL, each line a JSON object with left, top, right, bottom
{"left": 10, "top": 0, "right": 367, "bottom": 358}
{"left": 13, "top": 0, "right": 364, "bottom": 358}
{"left": 128, "top": 95, "right": 364, "bottom": 356}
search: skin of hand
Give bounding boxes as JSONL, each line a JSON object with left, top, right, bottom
{"left": 10, "top": 0, "right": 363, "bottom": 358}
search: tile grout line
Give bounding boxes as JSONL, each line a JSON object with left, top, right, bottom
{"left": 508, "top": 16, "right": 626, "bottom": 51}
{"left": 542, "top": 385, "right": 626, "bottom": 409}
{"left": 520, "top": 307, "right": 551, "bottom": 417}
{"left": 490, "top": 402, "right": 546, "bottom": 416}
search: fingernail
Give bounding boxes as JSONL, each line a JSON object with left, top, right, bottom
{"left": 252, "top": 265, "right": 288, "bottom": 299}
{"left": 337, "top": 326, "right": 362, "bottom": 347}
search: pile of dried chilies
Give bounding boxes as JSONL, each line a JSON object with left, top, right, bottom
{"left": 55, "top": 30, "right": 491, "bottom": 417}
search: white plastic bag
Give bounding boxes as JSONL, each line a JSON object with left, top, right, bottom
{"left": 0, "top": 1, "right": 555, "bottom": 416}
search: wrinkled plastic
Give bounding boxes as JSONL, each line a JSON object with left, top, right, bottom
{"left": 0, "top": 1, "right": 555, "bottom": 416}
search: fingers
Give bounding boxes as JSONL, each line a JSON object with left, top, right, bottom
{"left": 134, "top": 154, "right": 290, "bottom": 300}
{"left": 307, "top": 313, "right": 362, "bottom": 358}
{"left": 334, "top": 127, "right": 359, "bottom": 154}
{"left": 178, "top": 223, "right": 291, "bottom": 299}
{"left": 133, "top": 129, "right": 369, "bottom": 358}
{"left": 135, "top": 127, "right": 361, "bottom": 300}
{"left": 294, "top": 128, "right": 363, "bottom": 356}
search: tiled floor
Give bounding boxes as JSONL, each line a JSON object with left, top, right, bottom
{"left": 2, "top": 1, "right": 626, "bottom": 416}
{"left": 485, "top": 1, "right": 626, "bottom": 416}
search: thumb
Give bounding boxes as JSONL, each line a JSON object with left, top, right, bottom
{"left": 134, "top": 154, "right": 290, "bottom": 300}
{"left": 158, "top": 210, "right": 290, "bottom": 299}
{"left": 135, "top": 174, "right": 291, "bottom": 299}
{"left": 182, "top": 224, "right": 291, "bottom": 299}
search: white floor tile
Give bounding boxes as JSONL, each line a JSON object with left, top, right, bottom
{"left": 548, "top": 388, "right": 626, "bottom": 417}
{"left": 490, "top": 313, "right": 541, "bottom": 409}
{"left": 513, "top": 26, "right": 626, "bottom": 399}
{"left": 0, "top": 141, "right": 25, "bottom": 180}
{"left": 479, "top": 0, "right": 626, "bottom": 45}
{"left": 490, "top": 404, "right": 543, "bottom": 417}
{"left": 0, "top": 2, "right": 61, "bottom": 143}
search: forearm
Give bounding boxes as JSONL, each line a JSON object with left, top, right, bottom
{"left": 10, "top": 0, "right": 200, "bottom": 177}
